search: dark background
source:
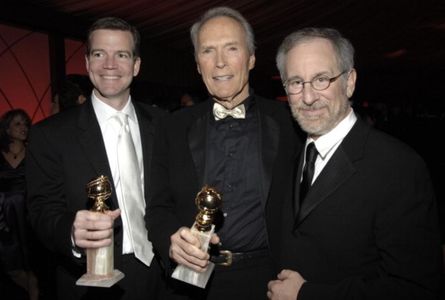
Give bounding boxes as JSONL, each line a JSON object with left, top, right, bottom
{"left": 1, "top": 1, "right": 444, "bottom": 298}
{"left": 2, "top": 0, "right": 444, "bottom": 241}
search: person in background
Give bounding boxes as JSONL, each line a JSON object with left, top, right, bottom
{"left": 0, "top": 109, "right": 30, "bottom": 190}
{"left": 58, "top": 79, "right": 87, "bottom": 112}
{"left": 51, "top": 75, "right": 92, "bottom": 114}
{"left": 267, "top": 27, "right": 441, "bottom": 300}
{"left": 147, "top": 6, "right": 300, "bottom": 299}
{"left": 179, "top": 93, "right": 195, "bottom": 108}
{"left": 26, "top": 17, "right": 166, "bottom": 300}
{"left": 0, "top": 108, "right": 39, "bottom": 300}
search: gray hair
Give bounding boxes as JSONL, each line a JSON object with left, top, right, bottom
{"left": 276, "top": 27, "right": 354, "bottom": 81}
{"left": 190, "top": 6, "right": 255, "bottom": 56}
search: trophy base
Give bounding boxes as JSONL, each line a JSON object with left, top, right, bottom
{"left": 76, "top": 269, "right": 125, "bottom": 287}
{"left": 172, "top": 262, "right": 215, "bottom": 288}
{"left": 171, "top": 224, "right": 215, "bottom": 288}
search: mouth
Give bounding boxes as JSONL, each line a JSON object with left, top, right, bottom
{"left": 300, "top": 106, "right": 325, "bottom": 118}
{"left": 213, "top": 75, "right": 233, "bottom": 81}
{"left": 101, "top": 75, "right": 120, "bottom": 80}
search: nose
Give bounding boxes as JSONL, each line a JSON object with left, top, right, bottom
{"left": 104, "top": 55, "right": 117, "bottom": 69}
{"left": 215, "top": 51, "right": 226, "bottom": 68}
{"left": 301, "top": 83, "right": 319, "bottom": 105}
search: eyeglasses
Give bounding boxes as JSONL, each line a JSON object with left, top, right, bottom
{"left": 283, "top": 70, "right": 348, "bottom": 95}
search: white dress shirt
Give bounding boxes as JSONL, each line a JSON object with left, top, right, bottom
{"left": 92, "top": 94, "right": 145, "bottom": 255}
{"left": 303, "top": 109, "right": 357, "bottom": 184}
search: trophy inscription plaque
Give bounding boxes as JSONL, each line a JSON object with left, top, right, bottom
{"left": 172, "top": 185, "right": 222, "bottom": 288}
{"left": 76, "top": 175, "right": 125, "bottom": 287}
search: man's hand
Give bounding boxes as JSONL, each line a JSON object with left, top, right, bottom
{"left": 73, "top": 209, "right": 121, "bottom": 249}
{"left": 169, "top": 226, "right": 219, "bottom": 272}
{"left": 267, "top": 269, "right": 306, "bottom": 300}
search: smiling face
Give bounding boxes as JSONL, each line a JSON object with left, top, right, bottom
{"left": 85, "top": 29, "right": 140, "bottom": 109}
{"left": 196, "top": 16, "right": 255, "bottom": 109}
{"left": 285, "top": 38, "right": 356, "bottom": 138}
{"left": 6, "top": 115, "right": 29, "bottom": 142}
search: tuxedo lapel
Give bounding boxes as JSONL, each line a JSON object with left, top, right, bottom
{"left": 296, "top": 147, "right": 355, "bottom": 225}
{"left": 295, "top": 119, "right": 368, "bottom": 226}
{"left": 76, "top": 101, "right": 116, "bottom": 208}
{"left": 134, "top": 103, "right": 155, "bottom": 200}
{"left": 188, "top": 102, "right": 211, "bottom": 186}
{"left": 294, "top": 152, "right": 305, "bottom": 216}
{"left": 260, "top": 112, "right": 279, "bottom": 207}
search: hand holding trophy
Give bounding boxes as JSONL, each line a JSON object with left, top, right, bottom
{"left": 171, "top": 185, "right": 222, "bottom": 288}
{"left": 76, "top": 175, "right": 125, "bottom": 287}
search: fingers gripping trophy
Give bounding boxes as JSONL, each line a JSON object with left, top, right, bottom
{"left": 76, "top": 175, "right": 124, "bottom": 287}
{"left": 172, "top": 185, "right": 222, "bottom": 288}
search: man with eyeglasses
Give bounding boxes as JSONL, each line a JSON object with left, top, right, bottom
{"left": 266, "top": 27, "right": 441, "bottom": 300}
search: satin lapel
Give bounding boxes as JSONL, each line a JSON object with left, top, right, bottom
{"left": 296, "top": 145, "right": 355, "bottom": 226}
{"left": 260, "top": 112, "right": 279, "bottom": 208}
{"left": 188, "top": 104, "right": 210, "bottom": 186}
{"left": 293, "top": 152, "right": 305, "bottom": 217}
{"left": 77, "top": 101, "right": 116, "bottom": 208}
{"left": 134, "top": 104, "right": 154, "bottom": 201}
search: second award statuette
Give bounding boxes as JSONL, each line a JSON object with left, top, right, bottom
{"left": 76, "top": 175, "right": 124, "bottom": 287}
{"left": 171, "top": 185, "right": 222, "bottom": 288}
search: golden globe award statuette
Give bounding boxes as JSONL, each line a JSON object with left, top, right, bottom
{"left": 172, "top": 185, "right": 222, "bottom": 288}
{"left": 76, "top": 175, "right": 125, "bottom": 287}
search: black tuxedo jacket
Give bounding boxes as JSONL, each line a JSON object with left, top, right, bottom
{"left": 146, "top": 95, "right": 300, "bottom": 273}
{"left": 268, "top": 118, "right": 442, "bottom": 299}
{"left": 26, "top": 99, "right": 165, "bottom": 290}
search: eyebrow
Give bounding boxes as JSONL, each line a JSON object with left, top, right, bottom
{"left": 287, "top": 71, "right": 332, "bottom": 81}
{"left": 199, "top": 40, "right": 240, "bottom": 49}
{"left": 90, "top": 49, "right": 133, "bottom": 55}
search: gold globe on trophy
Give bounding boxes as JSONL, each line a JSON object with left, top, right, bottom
{"left": 76, "top": 175, "right": 124, "bottom": 287}
{"left": 87, "top": 175, "right": 112, "bottom": 212}
{"left": 194, "top": 186, "right": 222, "bottom": 231}
{"left": 172, "top": 185, "right": 222, "bottom": 288}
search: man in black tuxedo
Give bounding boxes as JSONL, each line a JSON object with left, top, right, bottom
{"left": 147, "top": 6, "right": 299, "bottom": 300}
{"left": 267, "top": 27, "right": 442, "bottom": 300}
{"left": 26, "top": 17, "right": 165, "bottom": 300}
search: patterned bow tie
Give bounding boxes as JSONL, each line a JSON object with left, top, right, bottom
{"left": 213, "top": 102, "right": 246, "bottom": 120}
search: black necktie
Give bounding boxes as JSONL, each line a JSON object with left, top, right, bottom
{"left": 300, "top": 142, "right": 318, "bottom": 201}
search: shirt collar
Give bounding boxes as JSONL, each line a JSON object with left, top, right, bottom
{"left": 210, "top": 92, "right": 255, "bottom": 119}
{"left": 307, "top": 109, "right": 357, "bottom": 159}
{"left": 91, "top": 93, "right": 137, "bottom": 125}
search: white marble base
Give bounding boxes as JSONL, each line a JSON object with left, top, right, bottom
{"left": 76, "top": 233, "right": 124, "bottom": 287}
{"left": 171, "top": 224, "right": 215, "bottom": 288}
{"left": 76, "top": 269, "right": 125, "bottom": 287}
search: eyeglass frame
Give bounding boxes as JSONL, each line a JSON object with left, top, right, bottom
{"left": 283, "top": 70, "right": 349, "bottom": 95}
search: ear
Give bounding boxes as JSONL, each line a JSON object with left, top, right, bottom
{"left": 346, "top": 68, "right": 357, "bottom": 98}
{"left": 248, "top": 54, "right": 256, "bottom": 70}
{"left": 196, "top": 62, "right": 202, "bottom": 75}
{"left": 133, "top": 57, "right": 141, "bottom": 76}
{"left": 85, "top": 55, "right": 90, "bottom": 72}
{"left": 77, "top": 95, "right": 87, "bottom": 105}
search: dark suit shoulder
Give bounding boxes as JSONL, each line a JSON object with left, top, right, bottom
{"left": 32, "top": 104, "right": 82, "bottom": 130}
{"left": 370, "top": 126, "right": 426, "bottom": 165}
{"left": 161, "top": 101, "right": 210, "bottom": 128}
{"left": 349, "top": 118, "right": 427, "bottom": 168}
{"left": 133, "top": 101, "right": 168, "bottom": 121}
{"left": 255, "top": 95, "right": 295, "bottom": 124}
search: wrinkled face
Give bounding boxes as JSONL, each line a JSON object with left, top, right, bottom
{"left": 285, "top": 38, "right": 356, "bottom": 138}
{"left": 85, "top": 29, "right": 140, "bottom": 107}
{"left": 7, "top": 115, "right": 28, "bottom": 141}
{"left": 196, "top": 16, "right": 255, "bottom": 109}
